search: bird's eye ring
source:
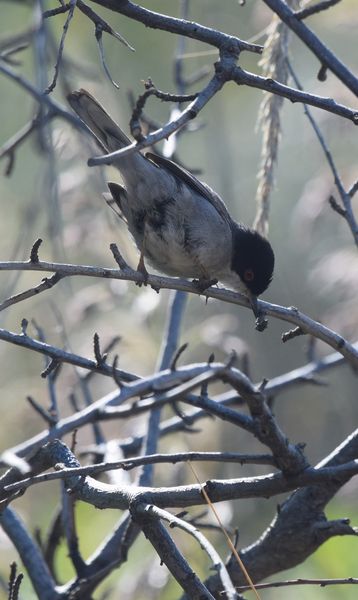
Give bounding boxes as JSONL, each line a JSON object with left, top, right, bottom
{"left": 244, "top": 268, "right": 254, "bottom": 282}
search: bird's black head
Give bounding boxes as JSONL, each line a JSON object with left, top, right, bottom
{"left": 231, "top": 225, "right": 275, "bottom": 296}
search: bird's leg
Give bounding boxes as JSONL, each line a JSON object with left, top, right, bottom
{"left": 136, "top": 217, "right": 149, "bottom": 286}
{"left": 136, "top": 249, "right": 149, "bottom": 286}
{"left": 192, "top": 277, "right": 218, "bottom": 292}
{"left": 191, "top": 263, "right": 218, "bottom": 293}
{"left": 192, "top": 266, "right": 218, "bottom": 292}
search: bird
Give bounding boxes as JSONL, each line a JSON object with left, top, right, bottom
{"left": 67, "top": 89, "right": 274, "bottom": 324}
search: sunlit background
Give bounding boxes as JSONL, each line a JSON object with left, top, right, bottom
{"left": 0, "top": 1, "right": 357, "bottom": 598}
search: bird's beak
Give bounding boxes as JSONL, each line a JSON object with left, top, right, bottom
{"left": 248, "top": 293, "right": 268, "bottom": 332}
{"left": 248, "top": 293, "right": 259, "bottom": 318}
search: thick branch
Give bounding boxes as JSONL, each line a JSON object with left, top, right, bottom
{"left": 7, "top": 439, "right": 356, "bottom": 512}
{"left": 130, "top": 502, "right": 215, "bottom": 599}
{"left": 3, "top": 451, "right": 276, "bottom": 496}
{"left": 204, "top": 429, "right": 358, "bottom": 595}
{"left": 0, "top": 508, "right": 59, "bottom": 600}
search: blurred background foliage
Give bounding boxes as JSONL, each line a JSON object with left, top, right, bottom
{"left": 0, "top": 0, "right": 357, "bottom": 598}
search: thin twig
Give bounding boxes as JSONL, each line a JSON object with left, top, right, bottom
{"left": 237, "top": 576, "right": 358, "bottom": 591}
{"left": 0, "top": 273, "right": 63, "bottom": 313}
{"left": 46, "top": 0, "right": 77, "bottom": 93}
{"left": 287, "top": 60, "right": 358, "bottom": 245}
{"left": 295, "top": 0, "right": 342, "bottom": 20}
{"left": 130, "top": 78, "right": 199, "bottom": 141}
{"left": 77, "top": 0, "right": 135, "bottom": 51}
{"left": 43, "top": 4, "right": 71, "bottom": 19}
{"left": 8, "top": 562, "right": 24, "bottom": 600}
{"left": 282, "top": 326, "right": 305, "bottom": 343}
{"left": 26, "top": 396, "right": 58, "bottom": 426}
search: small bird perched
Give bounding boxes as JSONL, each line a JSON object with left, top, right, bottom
{"left": 68, "top": 90, "right": 274, "bottom": 327}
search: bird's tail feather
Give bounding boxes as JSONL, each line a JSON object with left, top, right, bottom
{"left": 67, "top": 89, "right": 131, "bottom": 154}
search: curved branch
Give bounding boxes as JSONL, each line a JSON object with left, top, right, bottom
{"left": 88, "top": 69, "right": 227, "bottom": 166}
{"left": 6, "top": 446, "right": 357, "bottom": 512}
{"left": 0, "top": 508, "right": 59, "bottom": 600}
{"left": 149, "top": 505, "right": 237, "bottom": 599}
{"left": 90, "top": 0, "right": 262, "bottom": 54}
{"left": 0, "top": 258, "right": 357, "bottom": 367}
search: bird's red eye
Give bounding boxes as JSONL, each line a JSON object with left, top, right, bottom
{"left": 244, "top": 268, "right": 254, "bottom": 282}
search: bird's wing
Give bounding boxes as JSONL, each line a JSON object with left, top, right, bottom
{"left": 145, "top": 152, "right": 231, "bottom": 223}
{"left": 104, "top": 182, "right": 128, "bottom": 223}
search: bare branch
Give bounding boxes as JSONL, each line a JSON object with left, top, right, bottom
{"left": 295, "top": 0, "right": 342, "bottom": 20}
{"left": 129, "top": 78, "right": 199, "bottom": 141}
{"left": 7, "top": 562, "right": 24, "bottom": 600}
{"left": 3, "top": 451, "right": 276, "bottom": 496}
{"left": 46, "top": 0, "right": 77, "bottom": 93}
{"left": 0, "top": 259, "right": 356, "bottom": 366}
{"left": 281, "top": 326, "right": 305, "bottom": 343}
{"left": 130, "top": 503, "right": 216, "bottom": 599}
{"left": 88, "top": 68, "right": 227, "bottom": 166}
{"left": 0, "top": 62, "right": 89, "bottom": 130}
{"left": 77, "top": 0, "right": 135, "bottom": 51}
{"left": 3, "top": 439, "right": 357, "bottom": 511}
{"left": 90, "top": 0, "right": 263, "bottom": 55}
{"left": 231, "top": 66, "right": 358, "bottom": 124}
{"left": 43, "top": 4, "right": 71, "bottom": 19}
{"left": 262, "top": 0, "right": 358, "bottom": 96}
{"left": 238, "top": 576, "right": 358, "bottom": 592}
{"left": 0, "top": 508, "right": 59, "bottom": 599}
{"left": 0, "top": 117, "right": 39, "bottom": 176}
{"left": 287, "top": 61, "right": 358, "bottom": 245}
{"left": 0, "top": 326, "right": 136, "bottom": 384}
{"left": 29, "top": 238, "right": 43, "bottom": 263}
{"left": 0, "top": 273, "right": 63, "bottom": 313}
{"left": 26, "top": 396, "right": 58, "bottom": 426}
{"left": 150, "top": 505, "right": 237, "bottom": 599}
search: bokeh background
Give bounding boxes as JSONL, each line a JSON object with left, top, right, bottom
{"left": 0, "top": 1, "right": 357, "bottom": 598}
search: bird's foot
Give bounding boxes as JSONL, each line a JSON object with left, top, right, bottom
{"left": 255, "top": 313, "right": 268, "bottom": 332}
{"left": 136, "top": 253, "right": 149, "bottom": 287}
{"left": 192, "top": 277, "right": 218, "bottom": 293}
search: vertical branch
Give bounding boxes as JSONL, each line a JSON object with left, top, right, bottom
{"left": 53, "top": 305, "right": 107, "bottom": 446}
{"left": 138, "top": 1, "right": 190, "bottom": 486}
{"left": 162, "top": 0, "right": 189, "bottom": 158}
{"left": 253, "top": 0, "right": 299, "bottom": 237}
{"left": 0, "top": 508, "right": 59, "bottom": 600}
{"left": 139, "top": 290, "right": 187, "bottom": 485}
{"left": 156, "top": 291, "right": 188, "bottom": 371}
{"left": 61, "top": 484, "right": 86, "bottom": 575}
{"left": 32, "top": 320, "right": 59, "bottom": 420}
{"left": 33, "top": 0, "right": 66, "bottom": 259}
